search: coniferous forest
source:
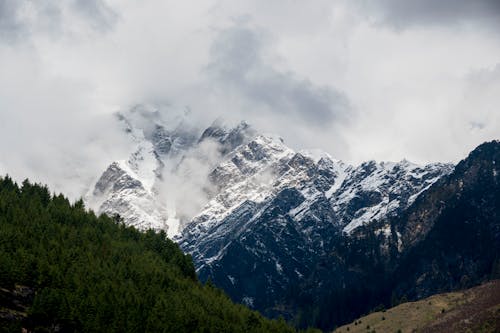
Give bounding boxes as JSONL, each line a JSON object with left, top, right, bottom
{"left": 0, "top": 176, "right": 317, "bottom": 333}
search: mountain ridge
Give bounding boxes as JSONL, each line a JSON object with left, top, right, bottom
{"left": 85, "top": 109, "right": 499, "bottom": 330}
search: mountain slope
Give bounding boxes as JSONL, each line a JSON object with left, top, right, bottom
{"left": 0, "top": 176, "right": 304, "bottom": 333}
{"left": 388, "top": 140, "right": 500, "bottom": 299}
{"left": 178, "top": 133, "right": 452, "bottom": 320}
{"left": 87, "top": 111, "right": 459, "bottom": 330}
{"left": 334, "top": 280, "right": 500, "bottom": 333}
{"left": 297, "top": 140, "right": 500, "bottom": 330}
{"left": 84, "top": 110, "right": 500, "bottom": 332}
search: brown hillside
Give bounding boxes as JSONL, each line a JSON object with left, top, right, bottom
{"left": 334, "top": 280, "right": 500, "bottom": 333}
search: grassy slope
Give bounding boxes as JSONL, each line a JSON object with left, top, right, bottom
{"left": 333, "top": 280, "right": 500, "bottom": 333}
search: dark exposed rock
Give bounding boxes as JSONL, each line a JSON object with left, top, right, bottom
{"left": 0, "top": 285, "right": 34, "bottom": 328}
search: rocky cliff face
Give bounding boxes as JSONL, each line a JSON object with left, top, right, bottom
{"left": 295, "top": 141, "right": 500, "bottom": 330}
{"left": 388, "top": 140, "right": 500, "bottom": 299}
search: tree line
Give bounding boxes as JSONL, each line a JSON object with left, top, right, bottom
{"left": 0, "top": 176, "right": 319, "bottom": 333}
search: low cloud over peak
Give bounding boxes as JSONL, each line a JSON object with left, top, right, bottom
{"left": 0, "top": 0, "right": 499, "bottom": 198}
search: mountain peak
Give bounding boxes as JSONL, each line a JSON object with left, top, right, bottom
{"left": 199, "top": 120, "right": 257, "bottom": 155}
{"left": 458, "top": 140, "right": 500, "bottom": 168}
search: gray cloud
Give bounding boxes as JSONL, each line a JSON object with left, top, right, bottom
{"left": 206, "top": 24, "right": 351, "bottom": 127}
{"left": 0, "top": 0, "right": 116, "bottom": 43}
{"left": 0, "top": 0, "right": 30, "bottom": 41}
{"left": 1, "top": 0, "right": 500, "bottom": 200}
{"left": 72, "top": 0, "right": 117, "bottom": 31}
{"left": 361, "top": 0, "right": 500, "bottom": 29}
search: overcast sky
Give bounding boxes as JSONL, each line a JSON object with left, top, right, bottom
{"left": 0, "top": 0, "right": 499, "bottom": 198}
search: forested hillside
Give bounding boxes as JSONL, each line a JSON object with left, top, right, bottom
{"left": 0, "top": 176, "right": 309, "bottom": 333}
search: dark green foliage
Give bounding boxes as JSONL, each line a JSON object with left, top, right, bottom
{"left": 0, "top": 176, "right": 297, "bottom": 332}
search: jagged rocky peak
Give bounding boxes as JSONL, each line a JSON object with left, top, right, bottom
{"left": 335, "top": 158, "right": 454, "bottom": 234}
{"left": 117, "top": 104, "right": 199, "bottom": 158}
{"left": 184, "top": 132, "right": 454, "bottom": 244}
{"left": 86, "top": 110, "right": 265, "bottom": 234}
{"left": 205, "top": 134, "right": 287, "bottom": 187}
{"left": 392, "top": 140, "right": 500, "bottom": 250}
{"left": 92, "top": 161, "right": 142, "bottom": 196}
{"left": 88, "top": 160, "right": 168, "bottom": 231}
{"left": 199, "top": 119, "right": 257, "bottom": 155}
{"left": 86, "top": 104, "right": 200, "bottom": 233}
{"left": 453, "top": 140, "right": 500, "bottom": 180}
{"left": 89, "top": 107, "right": 454, "bottom": 245}
{"left": 182, "top": 136, "right": 349, "bottom": 248}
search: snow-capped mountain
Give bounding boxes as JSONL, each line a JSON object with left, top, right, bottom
{"left": 85, "top": 106, "right": 256, "bottom": 236}
{"left": 86, "top": 108, "right": 454, "bottom": 324}
{"left": 300, "top": 140, "right": 500, "bottom": 330}
{"left": 333, "top": 159, "right": 452, "bottom": 234}
{"left": 176, "top": 132, "right": 452, "bottom": 314}
{"left": 86, "top": 106, "right": 198, "bottom": 235}
{"left": 179, "top": 132, "right": 452, "bottom": 260}
{"left": 87, "top": 110, "right": 168, "bottom": 231}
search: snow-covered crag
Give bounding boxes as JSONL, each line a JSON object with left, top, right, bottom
{"left": 86, "top": 106, "right": 200, "bottom": 235}
{"left": 86, "top": 106, "right": 256, "bottom": 236}
{"left": 87, "top": 108, "right": 453, "bottom": 317}
{"left": 180, "top": 134, "right": 452, "bottom": 260}
{"left": 177, "top": 133, "right": 452, "bottom": 312}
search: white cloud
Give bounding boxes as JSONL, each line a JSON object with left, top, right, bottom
{"left": 0, "top": 0, "right": 499, "bottom": 197}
